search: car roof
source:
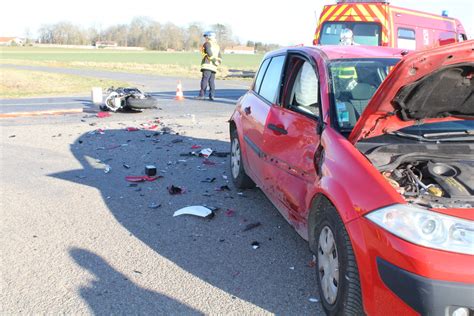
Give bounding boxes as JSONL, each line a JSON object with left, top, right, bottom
{"left": 266, "top": 45, "right": 404, "bottom": 61}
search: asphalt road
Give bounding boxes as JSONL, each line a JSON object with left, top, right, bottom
{"left": 0, "top": 64, "right": 249, "bottom": 115}
{"left": 0, "top": 71, "right": 323, "bottom": 315}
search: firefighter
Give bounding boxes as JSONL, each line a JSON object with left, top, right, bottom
{"left": 196, "top": 31, "right": 222, "bottom": 101}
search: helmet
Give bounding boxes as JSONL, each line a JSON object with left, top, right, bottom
{"left": 340, "top": 28, "right": 354, "bottom": 45}
{"left": 203, "top": 31, "right": 216, "bottom": 39}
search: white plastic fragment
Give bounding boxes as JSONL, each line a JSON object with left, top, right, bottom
{"left": 200, "top": 148, "right": 213, "bottom": 158}
{"left": 309, "top": 297, "right": 319, "bottom": 303}
{"left": 173, "top": 206, "right": 213, "bottom": 218}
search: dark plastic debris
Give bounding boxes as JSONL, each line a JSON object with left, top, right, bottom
{"left": 201, "top": 177, "right": 216, "bottom": 183}
{"left": 216, "top": 185, "right": 231, "bottom": 191}
{"left": 243, "top": 222, "right": 261, "bottom": 232}
{"left": 148, "top": 202, "right": 161, "bottom": 209}
{"left": 168, "top": 185, "right": 183, "bottom": 195}
{"left": 145, "top": 165, "right": 157, "bottom": 176}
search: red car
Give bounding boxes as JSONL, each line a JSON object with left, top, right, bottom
{"left": 229, "top": 41, "right": 473, "bottom": 315}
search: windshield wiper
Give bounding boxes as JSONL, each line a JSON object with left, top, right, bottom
{"left": 388, "top": 130, "right": 474, "bottom": 142}
{"left": 423, "top": 130, "right": 474, "bottom": 138}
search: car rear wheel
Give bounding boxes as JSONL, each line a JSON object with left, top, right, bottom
{"left": 230, "top": 129, "right": 255, "bottom": 189}
{"left": 313, "top": 202, "right": 363, "bottom": 315}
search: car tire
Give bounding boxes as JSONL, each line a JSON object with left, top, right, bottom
{"left": 126, "top": 96, "right": 159, "bottom": 109}
{"left": 230, "top": 129, "right": 255, "bottom": 189}
{"left": 313, "top": 202, "right": 363, "bottom": 315}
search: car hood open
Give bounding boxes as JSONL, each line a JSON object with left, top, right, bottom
{"left": 349, "top": 40, "right": 474, "bottom": 144}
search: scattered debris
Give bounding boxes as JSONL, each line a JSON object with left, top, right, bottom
{"left": 289, "top": 266, "right": 295, "bottom": 270}
{"left": 225, "top": 209, "right": 235, "bottom": 217}
{"left": 171, "top": 139, "right": 183, "bottom": 144}
{"left": 148, "top": 202, "right": 161, "bottom": 209}
{"left": 123, "top": 164, "right": 131, "bottom": 169}
{"left": 133, "top": 270, "right": 142, "bottom": 274}
{"left": 191, "top": 145, "right": 202, "bottom": 149}
{"left": 308, "top": 255, "right": 317, "bottom": 268}
{"left": 97, "top": 112, "right": 111, "bottom": 118}
{"left": 200, "top": 148, "right": 213, "bottom": 158}
{"left": 168, "top": 185, "right": 184, "bottom": 195}
{"left": 242, "top": 222, "right": 261, "bottom": 232}
{"left": 309, "top": 297, "right": 319, "bottom": 303}
{"left": 126, "top": 127, "right": 139, "bottom": 132}
{"left": 140, "top": 123, "right": 158, "bottom": 130}
{"left": 216, "top": 185, "right": 231, "bottom": 191}
{"left": 104, "top": 165, "right": 111, "bottom": 173}
{"left": 125, "top": 175, "right": 161, "bottom": 182}
{"left": 202, "top": 159, "right": 216, "bottom": 166}
{"left": 88, "top": 129, "right": 105, "bottom": 135}
{"left": 222, "top": 175, "right": 228, "bottom": 180}
{"left": 9, "top": 135, "right": 16, "bottom": 138}
{"left": 201, "top": 177, "right": 216, "bottom": 183}
{"left": 251, "top": 241, "right": 260, "bottom": 249}
{"left": 145, "top": 165, "right": 157, "bottom": 176}
{"left": 173, "top": 206, "right": 214, "bottom": 218}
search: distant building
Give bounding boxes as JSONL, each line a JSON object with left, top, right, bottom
{"left": 0, "top": 37, "right": 24, "bottom": 46}
{"left": 224, "top": 45, "right": 255, "bottom": 55}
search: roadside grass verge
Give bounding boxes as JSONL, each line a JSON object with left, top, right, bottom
{"left": 1, "top": 47, "right": 263, "bottom": 79}
{"left": 0, "top": 67, "right": 129, "bottom": 99}
{"left": 1, "top": 59, "right": 238, "bottom": 79}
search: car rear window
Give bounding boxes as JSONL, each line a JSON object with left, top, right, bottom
{"left": 258, "top": 55, "right": 286, "bottom": 104}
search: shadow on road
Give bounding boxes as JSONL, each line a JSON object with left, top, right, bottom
{"left": 150, "top": 89, "right": 246, "bottom": 105}
{"left": 69, "top": 247, "right": 201, "bottom": 314}
{"left": 51, "top": 125, "right": 319, "bottom": 314}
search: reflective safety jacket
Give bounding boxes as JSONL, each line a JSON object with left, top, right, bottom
{"left": 200, "top": 40, "right": 222, "bottom": 73}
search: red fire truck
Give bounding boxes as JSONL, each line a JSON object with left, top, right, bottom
{"left": 313, "top": 0, "right": 467, "bottom": 50}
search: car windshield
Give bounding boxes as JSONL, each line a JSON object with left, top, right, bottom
{"left": 320, "top": 22, "right": 381, "bottom": 46}
{"left": 329, "top": 58, "right": 400, "bottom": 130}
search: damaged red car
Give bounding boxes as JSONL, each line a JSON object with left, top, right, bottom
{"left": 229, "top": 41, "right": 473, "bottom": 315}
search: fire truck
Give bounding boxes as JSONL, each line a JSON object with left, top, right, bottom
{"left": 313, "top": 0, "right": 467, "bottom": 50}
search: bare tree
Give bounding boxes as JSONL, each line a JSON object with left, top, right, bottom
{"left": 211, "top": 23, "right": 235, "bottom": 49}
{"left": 186, "top": 23, "right": 204, "bottom": 51}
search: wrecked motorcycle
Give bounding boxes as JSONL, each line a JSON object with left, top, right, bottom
{"left": 101, "top": 87, "right": 159, "bottom": 112}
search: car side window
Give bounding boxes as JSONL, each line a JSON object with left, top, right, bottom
{"left": 284, "top": 57, "right": 320, "bottom": 118}
{"left": 258, "top": 55, "right": 286, "bottom": 104}
{"left": 254, "top": 58, "right": 271, "bottom": 93}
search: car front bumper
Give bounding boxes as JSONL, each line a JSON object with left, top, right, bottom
{"left": 377, "top": 257, "right": 474, "bottom": 315}
{"left": 346, "top": 217, "right": 474, "bottom": 315}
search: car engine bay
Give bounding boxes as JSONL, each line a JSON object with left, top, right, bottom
{"left": 359, "top": 143, "right": 473, "bottom": 208}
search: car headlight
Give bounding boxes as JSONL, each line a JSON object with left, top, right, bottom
{"left": 366, "top": 204, "right": 474, "bottom": 255}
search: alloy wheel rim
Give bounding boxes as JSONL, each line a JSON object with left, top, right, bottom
{"left": 231, "top": 138, "right": 241, "bottom": 179}
{"left": 318, "top": 226, "right": 340, "bottom": 304}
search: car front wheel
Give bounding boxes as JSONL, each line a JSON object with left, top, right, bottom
{"left": 314, "top": 202, "right": 363, "bottom": 315}
{"left": 230, "top": 129, "right": 255, "bottom": 189}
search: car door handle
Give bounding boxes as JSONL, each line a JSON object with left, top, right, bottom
{"left": 244, "top": 106, "right": 251, "bottom": 115}
{"left": 267, "top": 123, "right": 288, "bottom": 135}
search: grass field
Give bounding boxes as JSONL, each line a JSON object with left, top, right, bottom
{"left": 0, "top": 47, "right": 263, "bottom": 79}
{"left": 1, "top": 47, "right": 263, "bottom": 69}
{"left": 0, "top": 67, "right": 129, "bottom": 98}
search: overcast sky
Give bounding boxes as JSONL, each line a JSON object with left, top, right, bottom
{"left": 2, "top": 0, "right": 473, "bottom": 45}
